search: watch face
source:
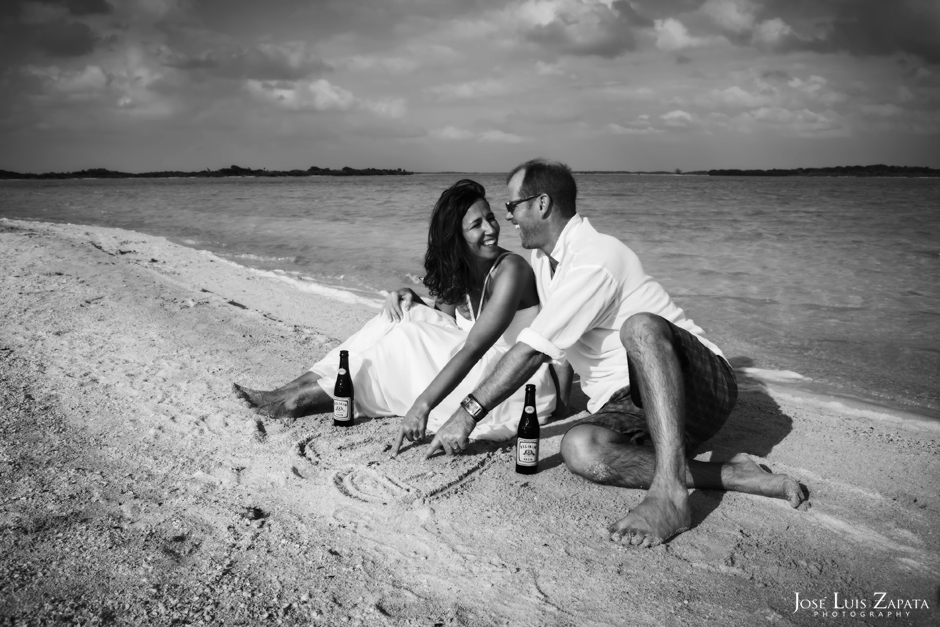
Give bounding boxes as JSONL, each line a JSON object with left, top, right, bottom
{"left": 462, "top": 396, "right": 483, "bottom": 416}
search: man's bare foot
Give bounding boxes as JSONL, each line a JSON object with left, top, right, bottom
{"left": 724, "top": 453, "right": 805, "bottom": 508}
{"left": 608, "top": 486, "right": 691, "bottom": 548}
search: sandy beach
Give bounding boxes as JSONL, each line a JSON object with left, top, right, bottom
{"left": 1, "top": 217, "right": 937, "bottom": 626}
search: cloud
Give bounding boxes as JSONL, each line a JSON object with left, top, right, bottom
{"left": 40, "top": 0, "right": 113, "bottom": 16}
{"left": 480, "top": 129, "right": 527, "bottom": 143}
{"left": 344, "top": 117, "right": 426, "bottom": 139}
{"left": 424, "top": 78, "right": 513, "bottom": 101}
{"left": 334, "top": 43, "right": 461, "bottom": 76}
{"left": 751, "top": 17, "right": 793, "bottom": 47}
{"left": 360, "top": 97, "right": 407, "bottom": 118}
{"left": 824, "top": 0, "right": 940, "bottom": 63}
{"left": 599, "top": 85, "right": 656, "bottom": 100}
{"left": 707, "top": 84, "right": 775, "bottom": 108}
{"left": 607, "top": 121, "right": 662, "bottom": 135}
{"left": 664, "top": 0, "right": 940, "bottom": 62}
{"left": 519, "top": 0, "right": 652, "bottom": 58}
{"left": 654, "top": 18, "right": 715, "bottom": 51}
{"left": 429, "top": 126, "right": 527, "bottom": 143}
{"left": 247, "top": 78, "right": 357, "bottom": 112}
{"left": 35, "top": 18, "right": 100, "bottom": 57}
{"left": 786, "top": 74, "right": 846, "bottom": 106}
{"left": 660, "top": 109, "right": 694, "bottom": 127}
{"left": 761, "top": 69, "right": 790, "bottom": 82}
{"left": 13, "top": 53, "right": 179, "bottom": 122}
{"left": 160, "top": 43, "right": 332, "bottom": 80}
{"left": 535, "top": 60, "right": 564, "bottom": 76}
{"left": 338, "top": 55, "right": 418, "bottom": 74}
{"left": 247, "top": 77, "right": 406, "bottom": 118}
{"left": 732, "top": 106, "right": 848, "bottom": 137}
{"left": 11, "top": 0, "right": 111, "bottom": 25}
{"left": 857, "top": 103, "right": 904, "bottom": 118}
{"left": 431, "top": 126, "right": 475, "bottom": 141}
{"left": 24, "top": 63, "right": 109, "bottom": 94}
{"left": 695, "top": 0, "right": 940, "bottom": 62}
{"left": 690, "top": 70, "right": 849, "bottom": 117}
{"left": 699, "top": 0, "right": 755, "bottom": 34}
{"left": 122, "top": 0, "right": 182, "bottom": 22}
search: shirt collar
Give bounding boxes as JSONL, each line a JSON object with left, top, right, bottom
{"left": 540, "top": 213, "right": 583, "bottom": 267}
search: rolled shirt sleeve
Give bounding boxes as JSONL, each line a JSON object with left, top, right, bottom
{"left": 517, "top": 265, "right": 618, "bottom": 360}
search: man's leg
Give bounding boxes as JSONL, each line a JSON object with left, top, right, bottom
{"left": 561, "top": 425, "right": 804, "bottom": 543}
{"left": 561, "top": 312, "right": 802, "bottom": 547}
{"left": 607, "top": 312, "right": 694, "bottom": 546}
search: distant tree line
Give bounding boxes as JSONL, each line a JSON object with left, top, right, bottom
{"left": 705, "top": 165, "right": 939, "bottom": 177}
{"left": 0, "top": 165, "right": 414, "bottom": 180}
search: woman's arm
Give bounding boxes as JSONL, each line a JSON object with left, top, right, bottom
{"left": 383, "top": 287, "right": 430, "bottom": 321}
{"left": 392, "top": 256, "right": 535, "bottom": 454}
{"left": 549, "top": 360, "right": 573, "bottom": 419}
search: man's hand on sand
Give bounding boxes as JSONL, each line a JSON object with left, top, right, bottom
{"left": 391, "top": 403, "right": 430, "bottom": 457}
{"left": 423, "top": 411, "right": 475, "bottom": 459}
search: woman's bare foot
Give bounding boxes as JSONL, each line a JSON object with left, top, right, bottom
{"left": 608, "top": 484, "right": 691, "bottom": 548}
{"left": 232, "top": 383, "right": 280, "bottom": 408}
{"left": 724, "top": 453, "right": 805, "bottom": 508}
{"left": 254, "top": 398, "right": 295, "bottom": 419}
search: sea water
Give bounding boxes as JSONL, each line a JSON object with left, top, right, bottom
{"left": 2, "top": 174, "right": 938, "bottom": 419}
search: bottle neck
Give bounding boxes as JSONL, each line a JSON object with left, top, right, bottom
{"left": 524, "top": 385, "right": 536, "bottom": 407}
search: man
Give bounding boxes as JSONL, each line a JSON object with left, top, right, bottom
{"left": 423, "top": 158, "right": 804, "bottom": 548}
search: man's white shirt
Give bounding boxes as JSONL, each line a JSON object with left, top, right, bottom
{"left": 517, "top": 214, "right": 725, "bottom": 413}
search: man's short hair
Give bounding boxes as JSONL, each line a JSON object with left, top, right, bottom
{"left": 507, "top": 158, "right": 577, "bottom": 218}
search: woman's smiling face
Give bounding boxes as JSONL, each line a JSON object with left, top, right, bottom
{"left": 461, "top": 198, "right": 500, "bottom": 260}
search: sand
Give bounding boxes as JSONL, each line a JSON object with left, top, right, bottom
{"left": 1, "top": 217, "right": 938, "bottom": 626}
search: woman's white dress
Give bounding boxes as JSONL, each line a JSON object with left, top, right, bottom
{"left": 310, "top": 298, "right": 557, "bottom": 441}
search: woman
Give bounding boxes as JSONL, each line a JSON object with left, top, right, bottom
{"left": 233, "top": 179, "right": 559, "bottom": 449}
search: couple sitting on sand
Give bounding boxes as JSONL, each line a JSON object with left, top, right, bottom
{"left": 235, "top": 158, "right": 804, "bottom": 547}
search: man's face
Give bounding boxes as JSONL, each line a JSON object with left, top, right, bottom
{"left": 505, "top": 169, "right": 540, "bottom": 249}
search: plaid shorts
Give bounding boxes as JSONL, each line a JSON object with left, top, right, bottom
{"left": 583, "top": 318, "right": 737, "bottom": 455}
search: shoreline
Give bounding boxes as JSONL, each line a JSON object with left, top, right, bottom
{"left": 8, "top": 215, "right": 937, "bottom": 425}
{"left": 1, "top": 218, "right": 938, "bottom": 625}
{"left": 737, "top": 368, "right": 940, "bottom": 427}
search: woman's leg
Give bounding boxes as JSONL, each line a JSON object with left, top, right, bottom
{"left": 254, "top": 379, "right": 335, "bottom": 419}
{"left": 233, "top": 371, "right": 321, "bottom": 409}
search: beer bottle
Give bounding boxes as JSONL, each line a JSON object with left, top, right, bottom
{"left": 515, "top": 384, "right": 539, "bottom": 474}
{"left": 332, "top": 350, "right": 354, "bottom": 427}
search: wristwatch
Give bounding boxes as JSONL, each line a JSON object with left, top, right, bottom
{"left": 460, "top": 394, "right": 488, "bottom": 422}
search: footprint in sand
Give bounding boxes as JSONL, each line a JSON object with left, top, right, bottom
{"left": 332, "top": 467, "right": 416, "bottom": 505}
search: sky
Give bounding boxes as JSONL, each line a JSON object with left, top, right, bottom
{"left": 1, "top": 0, "right": 939, "bottom": 173}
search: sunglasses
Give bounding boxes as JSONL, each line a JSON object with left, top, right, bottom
{"left": 505, "top": 194, "right": 542, "bottom": 213}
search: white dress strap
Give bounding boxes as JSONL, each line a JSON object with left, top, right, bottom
{"left": 468, "top": 252, "right": 512, "bottom": 323}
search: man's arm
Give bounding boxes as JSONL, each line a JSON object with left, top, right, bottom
{"left": 423, "top": 341, "right": 548, "bottom": 458}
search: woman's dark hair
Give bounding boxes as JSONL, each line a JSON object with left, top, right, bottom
{"left": 423, "top": 179, "right": 488, "bottom": 305}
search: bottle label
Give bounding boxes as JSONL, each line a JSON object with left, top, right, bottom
{"left": 524, "top": 406, "right": 535, "bottom": 414}
{"left": 333, "top": 397, "right": 351, "bottom": 421}
{"left": 338, "top": 368, "right": 347, "bottom": 376}
{"left": 517, "top": 438, "right": 538, "bottom": 466}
